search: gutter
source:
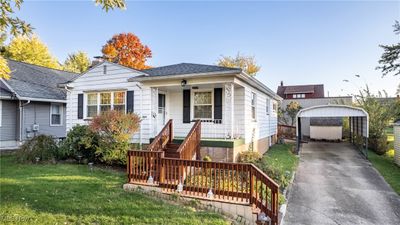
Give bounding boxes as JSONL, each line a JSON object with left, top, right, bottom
{"left": 17, "top": 97, "right": 67, "bottom": 103}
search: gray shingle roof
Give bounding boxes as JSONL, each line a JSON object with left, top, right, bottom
{"left": 141, "top": 63, "right": 241, "bottom": 76}
{"left": 4, "top": 59, "right": 79, "bottom": 100}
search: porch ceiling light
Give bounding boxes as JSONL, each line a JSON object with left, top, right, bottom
{"left": 181, "top": 79, "right": 187, "bottom": 87}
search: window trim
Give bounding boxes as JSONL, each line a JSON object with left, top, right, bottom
{"left": 192, "top": 89, "right": 214, "bottom": 120}
{"left": 50, "top": 103, "right": 63, "bottom": 126}
{"left": 273, "top": 101, "right": 278, "bottom": 113}
{"left": 86, "top": 92, "right": 98, "bottom": 118}
{"left": 251, "top": 92, "right": 257, "bottom": 121}
{"left": 84, "top": 90, "right": 127, "bottom": 119}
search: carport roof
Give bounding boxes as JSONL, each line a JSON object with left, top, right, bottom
{"left": 297, "top": 105, "right": 368, "bottom": 118}
{"left": 296, "top": 105, "right": 369, "bottom": 138}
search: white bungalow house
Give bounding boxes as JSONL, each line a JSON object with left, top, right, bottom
{"left": 65, "top": 61, "right": 281, "bottom": 162}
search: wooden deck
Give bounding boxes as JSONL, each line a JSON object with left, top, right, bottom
{"left": 127, "top": 120, "right": 279, "bottom": 225}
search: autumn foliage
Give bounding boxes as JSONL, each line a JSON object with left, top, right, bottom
{"left": 90, "top": 110, "right": 141, "bottom": 165}
{"left": 102, "top": 33, "right": 152, "bottom": 70}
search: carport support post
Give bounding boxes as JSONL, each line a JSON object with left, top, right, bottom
{"left": 296, "top": 117, "right": 301, "bottom": 154}
{"left": 349, "top": 117, "right": 352, "bottom": 143}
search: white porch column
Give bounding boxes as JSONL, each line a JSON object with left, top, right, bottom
{"left": 224, "top": 83, "right": 234, "bottom": 139}
{"left": 151, "top": 87, "right": 158, "bottom": 136}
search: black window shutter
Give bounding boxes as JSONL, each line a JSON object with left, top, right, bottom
{"left": 126, "top": 91, "right": 134, "bottom": 113}
{"left": 77, "top": 94, "right": 83, "bottom": 119}
{"left": 183, "top": 90, "right": 191, "bottom": 123}
{"left": 214, "top": 88, "right": 223, "bottom": 121}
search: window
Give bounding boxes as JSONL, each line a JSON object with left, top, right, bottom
{"left": 193, "top": 91, "right": 212, "bottom": 119}
{"left": 103, "top": 65, "right": 107, "bottom": 74}
{"left": 266, "top": 98, "right": 270, "bottom": 115}
{"left": 113, "top": 92, "right": 126, "bottom": 112}
{"left": 87, "top": 93, "right": 98, "bottom": 117}
{"left": 251, "top": 92, "right": 256, "bottom": 120}
{"left": 86, "top": 91, "right": 126, "bottom": 118}
{"left": 273, "top": 102, "right": 278, "bottom": 113}
{"left": 50, "top": 104, "right": 62, "bottom": 126}
{"left": 293, "top": 93, "right": 305, "bottom": 99}
{"left": 100, "top": 92, "right": 111, "bottom": 112}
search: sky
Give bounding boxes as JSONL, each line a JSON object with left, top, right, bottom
{"left": 14, "top": 0, "right": 400, "bottom": 96}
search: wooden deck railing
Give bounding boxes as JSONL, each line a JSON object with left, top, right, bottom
{"left": 127, "top": 150, "right": 165, "bottom": 184}
{"left": 147, "top": 119, "right": 173, "bottom": 151}
{"left": 127, "top": 152, "right": 279, "bottom": 225}
{"left": 176, "top": 120, "right": 201, "bottom": 160}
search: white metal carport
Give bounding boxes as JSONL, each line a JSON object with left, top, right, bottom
{"left": 296, "top": 105, "right": 369, "bottom": 157}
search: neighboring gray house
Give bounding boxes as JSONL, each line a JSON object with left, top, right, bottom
{"left": 0, "top": 60, "right": 79, "bottom": 149}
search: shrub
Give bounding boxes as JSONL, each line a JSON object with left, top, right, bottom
{"left": 355, "top": 86, "right": 400, "bottom": 154}
{"left": 203, "top": 155, "right": 212, "bottom": 162}
{"left": 16, "top": 135, "right": 58, "bottom": 163}
{"left": 90, "top": 110, "right": 141, "bottom": 165}
{"left": 254, "top": 158, "right": 291, "bottom": 190}
{"left": 59, "top": 125, "right": 99, "bottom": 161}
{"left": 237, "top": 151, "right": 261, "bottom": 163}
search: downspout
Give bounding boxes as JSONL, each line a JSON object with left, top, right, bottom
{"left": 19, "top": 100, "right": 31, "bottom": 143}
{"left": 136, "top": 83, "right": 143, "bottom": 150}
{"left": 64, "top": 86, "right": 71, "bottom": 133}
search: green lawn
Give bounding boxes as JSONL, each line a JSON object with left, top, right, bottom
{"left": 368, "top": 150, "right": 400, "bottom": 195}
{"left": 263, "top": 143, "right": 299, "bottom": 175}
{"left": 0, "top": 154, "right": 227, "bottom": 225}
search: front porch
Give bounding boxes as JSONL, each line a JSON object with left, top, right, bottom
{"left": 148, "top": 81, "right": 245, "bottom": 140}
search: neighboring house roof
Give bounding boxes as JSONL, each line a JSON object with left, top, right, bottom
{"left": 277, "top": 84, "right": 324, "bottom": 98}
{"left": 140, "top": 63, "right": 242, "bottom": 77}
{"left": 284, "top": 85, "right": 315, "bottom": 94}
{"left": 1, "top": 59, "right": 79, "bottom": 101}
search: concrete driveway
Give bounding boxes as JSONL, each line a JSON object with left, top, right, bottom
{"left": 283, "top": 142, "right": 400, "bottom": 225}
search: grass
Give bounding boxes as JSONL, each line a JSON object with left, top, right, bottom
{"left": 368, "top": 150, "right": 400, "bottom": 195}
{"left": 0, "top": 154, "right": 227, "bottom": 225}
{"left": 263, "top": 143, "right": 299, "bottom": 175}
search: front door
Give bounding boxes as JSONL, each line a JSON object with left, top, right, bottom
{"left": 157, "top": 94, "right": 166, "bottom": 131}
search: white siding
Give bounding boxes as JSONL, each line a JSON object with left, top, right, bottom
{"left": 233, "top": 87, "right": 245, "bottom": 138}
{"left": 66, "top": 62, "right": 152, "bottom": 143}
{"left": 242, "top": 85, "right": 278, "bottom": 145}
{"left": 166, "top": 89, "right": 232, "bottom": 139}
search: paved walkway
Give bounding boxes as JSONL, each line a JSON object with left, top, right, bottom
{"left": 283, "top": 142, "right": 400, "bottom": 225}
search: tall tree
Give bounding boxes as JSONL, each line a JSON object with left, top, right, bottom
{"left": 5, "top": 35, "right": 61, "bottom": 69}
{"left": 102, "top": 33, "right": 152, "bottom": 70}
{"left": 284, "top": 101, "right": 302, "bottom": 126}
{"left": 95, "top": 0, "right": 126, "bottom": 12}
{"left": 63, "top": 51, "right": 90, "bottom": 73}
{"left": 377, "top": 21, "right": 400, "bottom": 77}
{"left": 0, "top": 0, "right": 126, "bottom": 79}
{"left": 217, "top": 52, "right": 261, "bottom": 76}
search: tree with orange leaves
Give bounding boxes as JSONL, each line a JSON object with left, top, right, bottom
{"left": 102, "top": 33, "right": 152, "bottom": 70}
